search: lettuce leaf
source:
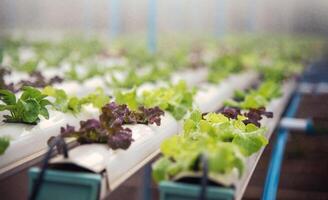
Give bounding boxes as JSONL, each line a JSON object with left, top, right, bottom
{"left": 115, "top": 81, "right": 195, "bottom": 120}
{"left": 0, "top": 86, "right": 51, "bottom": 124}
{"left": 224, "top": 81, "right": 282, "bottom": 109}
{"left": 140, "top": 81, "right": 196, "bottom": 120}
{"left": 43, "top": 86, "right": 110, "bottom": 114}
{"left": 153, "top": 135, "right": 245, "bottom": 182}
{"left": 152, "top": 110, "right": 270, "bottom": 183}
{"left": 59, "top": 102, "right": 164, "bottom": 150}
{"left": 0, "top": 137, "right": 10, "bottom": 155}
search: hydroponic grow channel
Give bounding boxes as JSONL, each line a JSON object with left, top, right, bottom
{"left": 0, "top": 0, "right": 327, "bottom": 200}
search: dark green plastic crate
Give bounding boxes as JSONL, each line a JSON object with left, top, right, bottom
{"left": 159, "top": 181, "right": 234, "bottom": 200}
{"left": 29, "top": 168, "right": 101, "bottom": 200}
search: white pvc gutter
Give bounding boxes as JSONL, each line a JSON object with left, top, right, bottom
{"left": 234, "top": 80, "right": 296, "bottom": 200}
{"left": 45, "top": 71, "right": 259, "bottom": 194}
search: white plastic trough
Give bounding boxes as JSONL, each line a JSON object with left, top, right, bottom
{"left": 50, "top": 111, "right": 178, "bottom": 192}
{"left": 195, "top": 71, "right": 258, "bottom": 113}
{"left": 0, "top": 66, "right": 258, "bottom": 190}
{"left": 0, "top": 106, "right": 99, "bottom": 175}
{"left": 46, "top": 71, "right": 259, "bottom": 194}
{"left": 233, "top": 80, "right": 296, "bottom": 200}
{"left": 0, "top": 66, "right": 210, "bottom": 176}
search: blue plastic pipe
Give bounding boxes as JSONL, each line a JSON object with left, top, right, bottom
{"left": 142, "top": 1, "right": 157, "bottom": 198}
{"left": 109, "top": 0, "right": 120, "bottom": 38}
{"left": 262, "top": 93, "right": 301, "bottom": 200}
{"left": 147, "top": 0, "right": 157, "bottom": 53}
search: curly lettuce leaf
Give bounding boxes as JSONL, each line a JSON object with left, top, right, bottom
{"left": 232, "top": 127, "right": 268, "bottom": 156}
{"left": 153, "top": 135, "right": 245, "bottom": 182}
{"left": 141, "top": 81, "right": 195, "bottom": 120}
{"left": 114, "top": 88, "right": 138, "bottom": 111}
{"left": 43, "top": 86, "right": 110, "bottom": 114}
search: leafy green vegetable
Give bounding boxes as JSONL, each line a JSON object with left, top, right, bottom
{"left": 233, "top": 90, "right": 246, "bottom": 101}
{"left": 259, "top": 61, "right": 302, "bottom": 82}
{"left": 256, "top": 81, "right": 282, "bottom": 100}
{"left": 152, "top": 156, "right": 174, "bottom": 182}
{"left": 110, "top": 65, "right": 173, "bottom": 89}
{"left": 16, "top": 59, "right": 39, "bottom": 73}
{"left": 153, "top": 110, "right": 269, "bottom": 182}
{"left": 153, "top": 135, "right": 245, "bottom": 182}
{"left": 208, "top": 55, "right": 244, "bottom": 83}
{"left": 114, "top": 88, "right": 138, "bottom": 111}
{"left": 80, "top": 88, "right": 111, "bottom": 109}
{"left": 0, "top": 86, "right": 51, "bottom": 124}
{"left": 239, "top": 94, "right": 268, "bottom": 109}
{"left": 225, "top": 81, "right": 282, "bottom": 109}
{"left": 43, "top": 86, "right": 68, "bottom": 111}
{"left": 0, "top": 47, "right": 3, "bottom": 64}
{"left": 43, "top": 86, "right": 110, "bottom": 114}
{"left": 140, "top": 81, "right": 196, "bottom": 120}
{"left": 0, "top": 137, "right": 10, "bottom": 155}
{"left": 232, "top": 128, "right": 268, "bottom": 156}
{"left": 189, "top": 112, "right": 268, "bottom": 152}
{"left": 115, "top": 81, "right": 196, "bottom": 120}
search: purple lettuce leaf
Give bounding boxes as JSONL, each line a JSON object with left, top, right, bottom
{"left": 220, "top": 106, "right": 273, "bottom": 127}
{"left": 60, "top": 124, "right": 76, "bottom": 137}
{"left": 100, "top": 102, "right": 136, "bottom": 128}
{"left": 15, "top": 71, "right": 64, "bottom": 91}
{"left": 243, "top": 107, "right": 273, "bottom": 127}
{"left": 0, "top": 68, "right": 16, "bottom": 92}
{"left": 221, "top": 107, "right": 241, "bottom": 119}
{"left": 107, "top": 127, "right": 133, "bottom": 150}
{"left": 135, "top": 106, "right": 164, "bottom": 126}
{"left": 57, "top": 102, "right": 163, "bottom": 150}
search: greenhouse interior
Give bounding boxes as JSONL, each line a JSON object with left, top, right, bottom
{"left": 0, "top": 0, "right": 328, "bottom": 200}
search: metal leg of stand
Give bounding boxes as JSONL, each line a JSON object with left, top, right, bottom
{"left": 262, "top": 93, "right": 301, "bottom": 200}
{"left": 142, "top": 164, "right": 152, "bottom": 200}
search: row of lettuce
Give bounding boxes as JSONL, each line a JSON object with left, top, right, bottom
{"left": 1, "top": 36, "right": 321, "bottom": 90}
{"left": 152, "top": 80, "right": 281, "bottom": 183}
{"left": 0, "top": 35, "right": 322, "bottom": 178}
{"left": 149, "top": 37, "right": 321, "bottom": 184}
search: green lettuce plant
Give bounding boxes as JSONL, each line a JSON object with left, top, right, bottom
{"left": 0, "top": 86, "right": 51, "bottom": 124}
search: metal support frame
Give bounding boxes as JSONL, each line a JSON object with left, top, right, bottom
{"left": 262, "top": 93, "right": 302, "bottom": 200}
{"left": 216, "top": 0, "right": 227, "bottom": 36}
{"left": 83, "top": 0, "right": 93, "bottom": 36}
{"left": 142, "top": 164, "right": 152, "bottom": 200}
{"left": 7, "top": 0, "right": 17, "bottom": 30}
{"left": 147, "top": 0, "right": 157, "bottom": 53}
{"left": 247, "top": 0, "right": 257, "bottom": 32}
{"left": 262, "top": 61, "right": 328, "bottom": 200}
{"left": 279, "top": 118, "right": 314, "bottom": 133}
{"left": 109, "top": 0, "right": 120, "bottom": 38}
{"left": 142, "top": 1, "right": 157, "bottom": 199}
